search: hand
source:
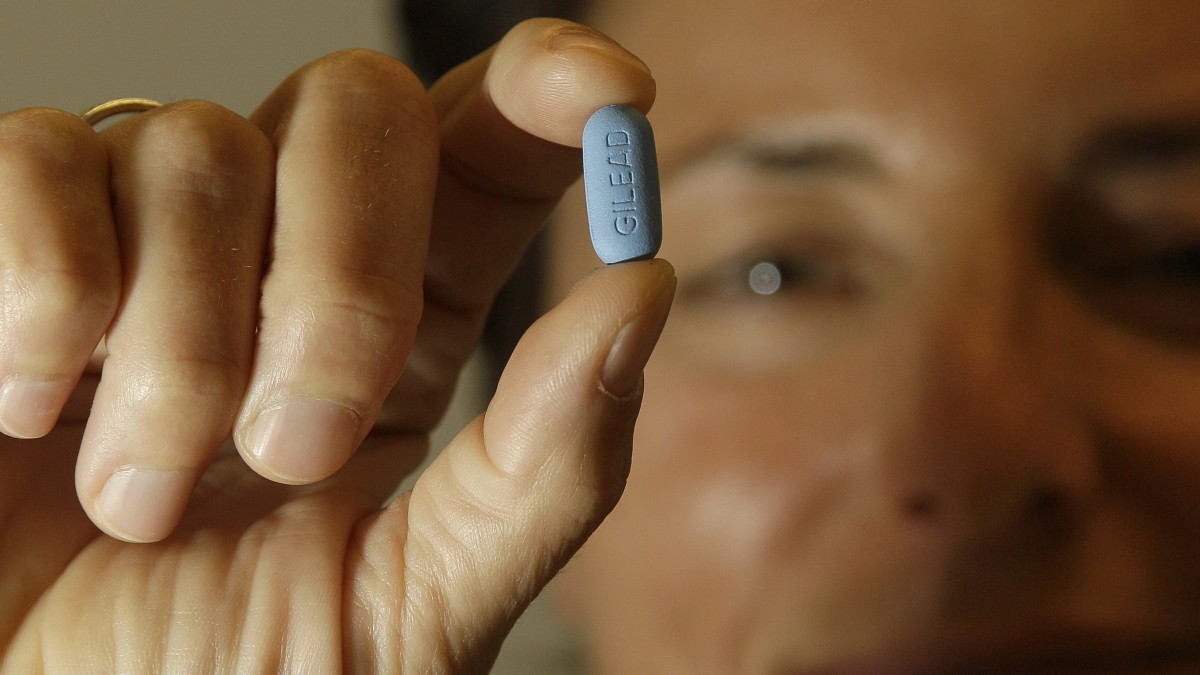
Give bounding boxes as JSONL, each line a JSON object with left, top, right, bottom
{"left": 0, "top": 19, "right": 670, "bottom": 672}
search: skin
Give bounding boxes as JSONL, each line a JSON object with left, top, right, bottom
{"left": 6, "top": 2, "right": 1200, "bottom": 673}
{"left": 0, "top": 19, "right": 669, "bottom": 673}
{"left": 548, "top": 0, "right": 1200, "bottom": 673}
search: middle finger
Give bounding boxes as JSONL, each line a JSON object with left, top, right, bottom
{"left": 236, "top": 50, "right": 439, "bottom": 485}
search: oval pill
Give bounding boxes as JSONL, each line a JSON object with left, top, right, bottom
{"left": 582, "top": 104, "right": 662, "bottom": 264}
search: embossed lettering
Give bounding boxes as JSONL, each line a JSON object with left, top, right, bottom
{"left": 614, "top": 215, "right": 639, "bottom": 235}
{"left": 606, "top": 130, "right": 631, "bottom": 147}
{"left": 609, "top": 171, "right": 635, "bottom": 186}
{"left": 607, "top": 151, "right": 633, "bottom": 167}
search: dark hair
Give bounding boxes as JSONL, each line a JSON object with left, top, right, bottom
{"left": 396, "top": 0, "right": 589, "bottom": 386}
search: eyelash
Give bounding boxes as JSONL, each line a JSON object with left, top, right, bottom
{"left": 1059, "top": 211, "right": 1200, "bottom": 285}
{"left": 1114, "top": 244, "right": 1200, "bottom": 283}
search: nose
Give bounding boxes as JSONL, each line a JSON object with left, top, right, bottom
{"left": 875, "top": 256, "right": 1098, "bottom": 549}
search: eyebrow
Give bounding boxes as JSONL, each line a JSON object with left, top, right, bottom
{"left": 1078, "top": 120, "right": 1200, "bottom": 175}
{"left": 667, "top": 133, "right": 887, "bottom": 181}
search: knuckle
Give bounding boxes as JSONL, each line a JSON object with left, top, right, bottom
{"left": 306, "top": 48, "right": 425, "bottom": 99}
{"left": 300, "top": 49, "right": 437, "bottom": 143}
{"left": 0, "top": 261, "right": 120, "bottom": 326}
{"left": 317, "top": 271, "right": 423, "bottom": 339}
{"left": 266, "top": 267, "right": 423, "bottom": 357}
{"left": 121, "top": 101, "right": 273, "bottom": 209}
{"left": 509, "top": 16, "right": 579, "bottom": 44}
{"left": 0, "top": 109, "right": 118, "bottom": 339}
{"left": 104, "top": 342, "right": 248, "bottom": 401}
{"left": 0, "top": 107, "right": 104, "bottom": 179}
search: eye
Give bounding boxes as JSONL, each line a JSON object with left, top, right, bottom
{"left": 744, "top": 255, "right": 858, "bottom": 296}
{"left": 679, "top": 246, "right": 869, "bottom": 306}
{"left": 666, "top": 228, "right": 905, "bottom": 371}
{"left": 1053, "top": 217, "right": 1200, "bottom": 344}
{"left": 1049, "top": 164, "right": 1200, "bottom": 345}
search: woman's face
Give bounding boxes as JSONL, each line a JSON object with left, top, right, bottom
{"left": 548, "top": 1, "right": 1200, "bottom": 672}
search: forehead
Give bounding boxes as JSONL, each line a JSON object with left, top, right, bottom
{"left": 587, "top": 0, "right": 1200, "bottom": 171}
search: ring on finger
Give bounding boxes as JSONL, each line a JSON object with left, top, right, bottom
{"left": 79, "top": 98, "right": 163, "bottom": 126}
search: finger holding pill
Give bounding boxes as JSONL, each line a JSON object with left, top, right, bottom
{"left": 583, "top": 104, "right": 662, "bottom": 264}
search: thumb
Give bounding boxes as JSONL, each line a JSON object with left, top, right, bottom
{"left": 343, "top": 258, "right": 674, "bottom": 673}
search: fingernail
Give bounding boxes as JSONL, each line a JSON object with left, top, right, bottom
{"left": 601, "top": 277, "right": 676, "bottom": 398}
{"left": 246, "top": 400, "right": 361, "bottom": 483}
{"left": 547, "top": 27, "right": 652, "bottom": 76}
{"left": 0, "top": 378, "right": 72, "bottom": 439}
{"left": 96, "top": 468, "right": 192, "bottom": 543}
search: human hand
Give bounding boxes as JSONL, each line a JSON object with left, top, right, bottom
{"left": 0, "top": 18, "right": 669, "bottom": 672}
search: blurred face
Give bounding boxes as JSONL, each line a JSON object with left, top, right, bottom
{"left": 548, "top": 0, "right": 1200, "bottom": 673}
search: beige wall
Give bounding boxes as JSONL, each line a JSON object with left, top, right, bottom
{"left": 1, "top": 1, "right": 397, "bottom": 116}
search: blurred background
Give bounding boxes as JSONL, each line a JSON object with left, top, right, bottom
{"left": 1, "top": 2, "right": 579, "bottom": 672}
{"left": 0, "top": 1, "right": 394, "bottom": 115}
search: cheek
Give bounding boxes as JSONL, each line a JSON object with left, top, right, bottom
{"left": 633, "top": 370, "right": 805, "bottom": 574}
{"left": 633, "top": 364, "right": 855, "bottom": 560}
{"left": 560, "top": 347, "right": 889, "bottom": 667}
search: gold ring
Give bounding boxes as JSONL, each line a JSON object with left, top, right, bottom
{"left": 79, "top": 98, "right": 163, "bottom": 126}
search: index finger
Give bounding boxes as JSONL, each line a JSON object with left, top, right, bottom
{"left": 384, "top": 18, "right": 657, "bottom": 434}
{"left": 428, "top": 19, "right": 655, "bottom": 306}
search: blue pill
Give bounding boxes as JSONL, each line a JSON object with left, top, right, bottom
{"left": 582, "top": 104, "right": 662, "bottom": 264}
